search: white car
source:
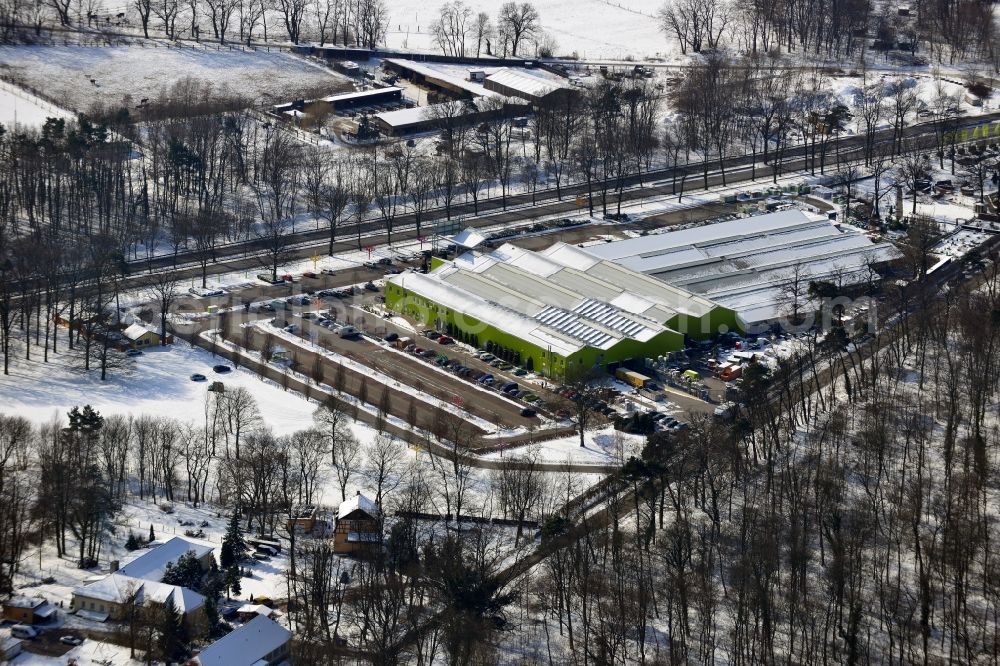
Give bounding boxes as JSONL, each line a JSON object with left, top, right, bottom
{"left": 11, "top": 625, "right": 38, "bottom": 639}
{"left": 188, "top": 286, "right": 226, "bottom": 298}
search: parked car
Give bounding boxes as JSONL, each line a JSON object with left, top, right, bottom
{"left": 363, "top": 261, "right": 378, "bottom": 270}
{"left": 384, "top": 332, "right": 399, "bottom": 343}
{"left": 513, "top": 368, "right": 527, "bottom": 376}
{"left": 500, "top": 381, "right": 518, "bottom": 393}
{"left": 190, "top": 373, "right": 207, "bottom": 382}
{"left": 477, "top": 373, "right": 495, "bottom": 384}
{"left": 423, "top": 330, "right": 441, "bottom": 340}
{"left": 126, "top": 349, "right": 143, "bottom": 357}
{"left": 284, "top": 324, "right": 299, "bottom": 333}
{"left": 302, "top": 271, "right": 319, "bottom": 279}
{"left": 520, "top": 408, "right": 537, "bottom": 417}
{"left": 59, "top": 636, "right": 83, "bottom": 646}
{"left": 377, "top": 257, "right": 393, "bottom": 265}
{"left": 213, "top": 365, "right": 231, "bottom": 374}
{"left": 11, "top": 625, "right": 38, "bottom": 640}
{"left": 438, "top": 336, "right": 454, "bottom": 345}
{"left": 364, "top": 282, "right": 379, "bottom": 292}
{"left": 420, "top": 349, "right": 436, "bottom": 358}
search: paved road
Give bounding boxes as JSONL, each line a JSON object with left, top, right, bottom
{"left": 118, "top": 110, "right": 1000, "bottom": 287}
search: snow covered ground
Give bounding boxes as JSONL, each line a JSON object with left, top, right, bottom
{"left": 483, "top": 425, "right": 644, "bottom": 465}
{"left": 0, "top": 44, "right": 349, "bottom": 113}
{"left": 0, "top": 337, "right": 317, "bottom": 434}
{"left": 0, "top": 80, "right": 72, "bottom": 129}
{"left": 382, "top": 0, "right": 672, "bottom": 60}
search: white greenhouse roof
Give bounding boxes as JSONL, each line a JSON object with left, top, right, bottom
{"left": 387, "top": 241, "right": 726, "bottom": 357}
{"left": 582, "top": 210, "right": 902, "bottom": 324}
{"left": 195, "top": 615, "right": 291, "bottom": 666}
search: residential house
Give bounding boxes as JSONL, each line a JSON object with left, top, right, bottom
{"left": 193, "top": 614, "right": 292, "bottom": 666}
{"left": 333, "top": 493, "right": 381, "bottom": 555}
{"left": 116, "top": 536, "right": 215, "bottom": 580}
{"left": 2, "top": 597, "right": 57, "bottom": 625}
{"left": 122, "top": 323, "right": 171, "bottom": 349}
{"left": 71, "top": 574, "right": 207, "bottom": 632}
{"left": 71, "top": 536, "right": 214, "bottom": 633}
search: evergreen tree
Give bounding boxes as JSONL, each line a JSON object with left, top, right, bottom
{"left": 125, "top": 531, "right": 140, "bottom": 551}
{"left": 156, "top": 598, "right": 188, "bottom": 662}
{"left": 224, "top": 565, "right": 242, "bottom": 600}
{"left": 220, "top": 512, "right": 247, "bottom": 568}
{"left": 161, "top": 551, "right": 205, "bottom": 591}
{"left": 201, "top": 566, "right": 223, "bottom": 631}
{"left": 148, "top": 524, "right": 155, "bottom": 543}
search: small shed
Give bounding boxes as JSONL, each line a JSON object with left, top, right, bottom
{"left": 2, "top": 597, "right": 56, "bottom": 625}
{"left": 122, "top": 323, "right": 168, "bottom": 349}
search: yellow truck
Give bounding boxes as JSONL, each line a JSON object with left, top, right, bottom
{"left": 616, "top": 368, "right": 652, "bottom": 388}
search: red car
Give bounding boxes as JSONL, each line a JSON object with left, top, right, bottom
{"left": 302, "top": 271, "right": 319, "bottom": 279}
{"left": 438, "top": 336, "right": 454, "bottom": 345}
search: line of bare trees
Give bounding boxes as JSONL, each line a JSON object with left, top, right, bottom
{"left": 658, "top": 0, "right": 998, "bottom": 65}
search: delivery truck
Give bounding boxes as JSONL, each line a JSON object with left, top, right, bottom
{"left": 616, "top": 368, "right": 652, "bottom": 388}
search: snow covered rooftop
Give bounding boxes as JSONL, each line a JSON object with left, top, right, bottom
{"left": 73, "top": 574, "right": 206, "bottom": 613}
{"left": 3, "top": 596, "right": 46, "bottom": 608}
{"left": 582, "top": 210, "right": 902, "bottom": 325}
{"left": 388, "top": 242, "right": 725, "bottom": 356}
{"left": 385, "top": 58, "right": 499, "bottom": 98}
{"left": 338, "top": 492, "right": 380, "bottom": 520}
{"left": 123, "top": 323, "right": 153, "bottom": 341}
{"left": 448, "top": 227, "right": 488, "bottom": 249}
{"left": 195, "top": 615, "right": 292, "bottom": 666}
{"left": 117, "top": 536, "right": 214, "bottom": 580}
{"left": 484, "top": 68, "right": 569, "bottom": 99}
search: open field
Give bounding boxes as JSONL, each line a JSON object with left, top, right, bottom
{"left": 0, "top": 44, "right": 350, "bottom": 113}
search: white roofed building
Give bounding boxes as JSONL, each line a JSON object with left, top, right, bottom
{"left": 334, "top": 492, "right": 381, "bottom": 555}
{"left": 386, "top": 243, "right": 739, "bottom": 378}
{"left": 195, "top": 614, "right": 291, "bottom": 666}
{"left": 583, "top": 210, "right": 902, "bottom": 327}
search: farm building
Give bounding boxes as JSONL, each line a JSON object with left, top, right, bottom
{"left": 385, "top": 243, "right": 738, "bottom": 378}
{"left": 583, "top": 210, "right": 902, "bottom": 328}
{"left": 372, "top": 96, "right": 528, "bottom": 136}
{"left": 483, "top": 69, "right": 573, "bottom": 104}
{"left": 382, "top": 58, "right": 497, "bottom": 100}
{"left": 271, "top": 86, "right": 404, "bottom": 117}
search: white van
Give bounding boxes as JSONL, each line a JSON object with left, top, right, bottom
{"left": 11, "top": 624, "right": 38, "bottom": 639}
{"left": 337, "top": 325, "right": 359, "bottom": 338}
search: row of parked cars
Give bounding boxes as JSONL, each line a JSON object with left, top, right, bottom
{"left": 649, "top": 411, "right": 689, "bottom": 432}
{"left": 388, "top": 334, "right": 541, "bottom": 417}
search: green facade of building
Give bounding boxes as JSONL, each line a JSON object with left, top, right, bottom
{"left": 385, "top": 281, "right": 687, "bottom": 379}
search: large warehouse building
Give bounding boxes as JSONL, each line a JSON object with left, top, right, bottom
{"left": 584, "top": 210, "right": 901, "bottom": 327}
{"left": 385, "top": 243, "right": 738, "bottom": 378}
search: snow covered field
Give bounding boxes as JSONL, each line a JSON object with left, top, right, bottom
{"left": 0, "top": 338, "right": 317, "bottom": 434}
{"left": 0, "top": 44, "right": 349, "bottom": 113}
{"left": 383, "top": 0, "right": 672, "bottom": 60}
{"left": 0, "top": 81, "right": 71, "bottom": 129}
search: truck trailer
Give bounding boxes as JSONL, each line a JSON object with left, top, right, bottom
{"left": 616, "top": 368, "right": 652, "bottom": 388}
